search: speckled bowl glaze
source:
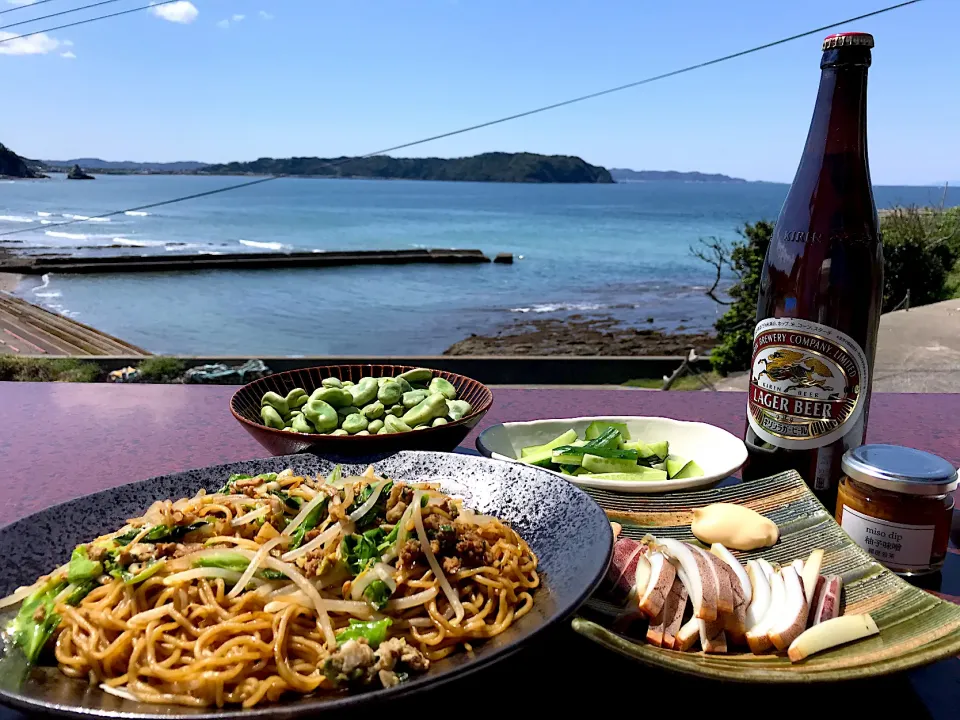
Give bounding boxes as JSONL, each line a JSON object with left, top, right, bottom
{"left": 0, "top": 452, "right": 612, "bottom": 719}
{"left": 231, "top": 365, "right": 493, "bottom": 457}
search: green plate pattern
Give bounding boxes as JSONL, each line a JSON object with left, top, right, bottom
{"left": 571, "top": 470, "right": 960, "bottom": 682}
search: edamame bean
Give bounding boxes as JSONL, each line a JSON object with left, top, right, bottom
{"left": 432, "top": 417, "right": 448, "bottom": 427}
{"left": 341, "top": 380, "right": 354, "bottom": 388}
{"left": 377, "top": 427, "right": 389, "bottom": 435}
{"left": 260, "top": 405, "right": 285, "bottom": 429}
{"left": 414, "top": 425, "right": 429, "bottom": 431}
{"left": 342, "top": 413, "right": 368, "bottom": 434}
{"left": 398, "top": 368, "right": 433, "bottom": 384}
{"left": 349, "top": 377, "right": 379, "bottom": 406}
{"left": 428, "top": 377, "right": 457, "bottom": 400}
{"left": 401, "top": 392, "right": 448, "bottom": 427}
{"left": 321, "top": 377, "right": 343, "bottom": 389}
{"left": 377, "top": 381, "right": 402, "bottom": 406}
{"left": 402, "top": 390, "right": 428, "bottom": 408}
{"left": 302, "top": 399, "right": 338, "bottom": 432}
{"left": 291, "top": 414, "right": 315, "bottom": 434}
{"left": 367, "top": 419, "right": 384, "bottom": 433}
{"left": 355, "top": 430, "right": 370, "bottom": 436}
{"left": 396, "top": 377, "right": 413, "bottom": 394}
{"left": 337, "top": 405, "right": 360, "bottom": 420}
{"left": 384, "top": 415, "right": 413, "bottom": 433}
{"left": 261, "top": 391, "right": 289, "bottom": 416}
{"left": 387, "top": 404, "right": 403, "bottom": 417}
{"left": 446, "top": 399, "right": 472, "bottom": 421}
{"left": 362, "top": 401, "right": 385, "bottom": 420}
{"left": 309, "top": 387, "right": 354, "bottom": 408}
{"left": 330, "top": 429, "right": 349, "bottom": 437}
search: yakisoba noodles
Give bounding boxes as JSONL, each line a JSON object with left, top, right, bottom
{"left": 1, "top": 467, "right": 538, "bottom": 707}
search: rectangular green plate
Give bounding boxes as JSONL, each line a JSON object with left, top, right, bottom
{"left": 572, "top": 470, "right": 960, "bottom": 682}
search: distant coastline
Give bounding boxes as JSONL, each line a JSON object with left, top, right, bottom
{"left": 609, "top": 168, "right": 747, "bottom": 183}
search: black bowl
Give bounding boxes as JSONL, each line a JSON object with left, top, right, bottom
{"left": 0, "top": 451, "right": 613, "bottom": 718}
{"left": 231, "top": 364, "right": 493, "bottom": 457}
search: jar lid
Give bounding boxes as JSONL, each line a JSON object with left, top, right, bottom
{"left": 842, "top": 444, "right": 958, "bottom": 496}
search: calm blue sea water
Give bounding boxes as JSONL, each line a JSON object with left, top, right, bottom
{"left": 1, "top": 175, "right": 956, "bottom": 355}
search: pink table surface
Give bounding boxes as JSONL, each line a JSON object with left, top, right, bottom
{"left": 0, "top": 383, "right": 958, "bottom": 718}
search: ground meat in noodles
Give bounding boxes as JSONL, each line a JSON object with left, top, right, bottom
{"left": 455, "top": 528, "right": 491, "bottom": 568}
{"left": 385, "top": 500, "right": 407, "bottom": 523}
{"left": 324, "top": 637, "right": 429, "bottom": 688}
{"left": 399, "top": 539, "right": 423, "bottom": 568}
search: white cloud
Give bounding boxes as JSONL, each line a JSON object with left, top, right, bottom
{"left": 258, "top": 10, "right": 273, "bottom": 20}
{"left": 150, "top": 1, "right": 198, "bottom": 24}
{"left": 216, "top": 18, "right": 229, "bottom": 29}
{"left": 61, "top": 51, "right": 76, "bottom": 59}
{"left": 232, "top": 14, "right": 245, "bottom": 21}
{"left": 0, "top": 31, "right": 59, "bottom": 55}
{"left": 62, "top": 39, "right": 74, "bottom": 47}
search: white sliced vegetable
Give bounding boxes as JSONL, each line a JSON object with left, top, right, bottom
{"left": 414, "top": 490, "right": 464, "bottom": 624}
{"left": 710, "top": 544, "right": 752, "bottom": 606}
{"left": 788, "top": 613, "right": 878, "bottom": 662}
{"left": 231, "top": 505, "right": 270, "bottom": 527}
{"left": 657, "top": 537, "right": 717, "bottom": 622}
{"left": 280, "top": 522, "right": 341, "bottom": 562}
{"left": 228, "top": 535, "right": 286, "bottom": 599}
{"left": 638, "top": 552, "right": 676, "bottom": 618}
{"left": 801, "top": 549, "right": 825, "bottom": 605}
{"left": 347, "top": 478, "right": 390, "bottom": 523}
{"left": 747, "top": 570, "right": 785, "bottom": 653}
{"left": 745, "top": 560, "right": 771, "bottom": 630}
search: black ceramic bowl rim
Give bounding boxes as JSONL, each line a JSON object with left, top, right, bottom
{"left": 230, "top": 364, "right": 493, "bottom": 444}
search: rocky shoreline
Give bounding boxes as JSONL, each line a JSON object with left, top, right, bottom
{"left": 444, "top": 315, "right": 716, "bottom": 356}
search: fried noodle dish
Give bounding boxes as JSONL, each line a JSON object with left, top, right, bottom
{"left": 0, "top": 467, "right": 539, "bottom": 707}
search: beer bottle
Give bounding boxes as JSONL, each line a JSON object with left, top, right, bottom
{"left": 744, "top": 32, "right": 883, "bottom": 509}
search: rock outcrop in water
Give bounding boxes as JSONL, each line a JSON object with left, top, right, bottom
{"left": 66, "top": 164, "right": 95, "bottom": 180}
{"left": 0, "top": 143, "right": 44, "bottom": 179}
{"left": 202, "top": 152, "right": 614, "bottom": 184}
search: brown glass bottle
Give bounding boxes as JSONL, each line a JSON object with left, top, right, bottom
{"left": 743, "top": 32, "right": 883, "bottom": 509}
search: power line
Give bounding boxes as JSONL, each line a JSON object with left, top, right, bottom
{"left": 0, "top": 0, "right": 61, "bottom": 17}
{"left": 1, "top": 0, "right": 127, "bottom": 32}
{"left": 0, "top": 0, "right": 924, "bottom": 239}
{"left": 0, "top": 0, "right": 182, "bottom": 43}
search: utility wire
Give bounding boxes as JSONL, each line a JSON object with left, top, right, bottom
{"left": 0, "top": 0, "right": 182, "bottom": 43}
{"left": 0, "top": 0, "right": 61, "bottom": 17}
{"left": 1, "top": 0, "right": 127, "bottom": 32}
{"left": 0, "top": 0, "right": 924, "bottom": 240}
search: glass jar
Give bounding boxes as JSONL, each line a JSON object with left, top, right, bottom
{"left": 836, "top": 444, "right": 957, "bottom": 576}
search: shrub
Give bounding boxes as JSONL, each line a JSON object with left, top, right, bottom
{"left": 0, "top": 357, "right": 100, "bottom": 382}
{"left": 136, "top": 356, "right": 186, "bottom": 383}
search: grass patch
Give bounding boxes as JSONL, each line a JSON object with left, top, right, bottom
{"left": 136, "top": 356, "right": 186, "bottom": 383}
{"left": 0, "top": 356, "right": 100, "bottom": 382}
{"left": 623, "top": 371, "right": 722, "bottom": 391}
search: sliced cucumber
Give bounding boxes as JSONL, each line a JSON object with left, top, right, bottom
{"left": 581, "top": 454, "right": 645, "bottom": 474}
{"left": 646, "top": 440, "right": 669, "bottom": 461}
{"left": 519, "top": 429, "right": 578, "bottom": 458}
{"left": 552, "top": 452, "right": 585, "bottom": 467}
{"left": 671, "top": 460, "right": 704, "bottom": 479}
{"left": 584, "top": 421, "right": 631, "bottom": 442}
{"left": 578, "top": 468, "right": 670, "bottom": 481}
{"left": 552, "top": 446, "right": 638, "bottom": 461}
{"left": 665, "top": 455, "right": 688, "bottom": 478}
{"left": 518, "top": 447, "right": 555, "bottom": 467}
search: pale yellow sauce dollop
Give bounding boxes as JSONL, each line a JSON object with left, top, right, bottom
{"left": 691, "top": 503, "right": 779, "bottom": 551}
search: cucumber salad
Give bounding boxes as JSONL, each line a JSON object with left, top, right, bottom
{"left": 518, "top": 422, "right": 703, "bottom": 481}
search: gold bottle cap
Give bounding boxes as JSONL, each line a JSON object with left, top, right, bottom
{"left": 822, "top": 32, "right": 874, "bottom": 51}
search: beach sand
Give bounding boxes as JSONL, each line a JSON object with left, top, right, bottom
{"left": 0, "top": 272, "right": 22, "bottom": 294}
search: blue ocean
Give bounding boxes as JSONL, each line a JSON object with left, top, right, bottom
{"left": 1, "top": 175, "right": 956, "bottom": 355}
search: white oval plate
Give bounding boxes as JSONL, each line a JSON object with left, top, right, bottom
{"left": 475, "top": 415, "right": 748, "bottom": 493}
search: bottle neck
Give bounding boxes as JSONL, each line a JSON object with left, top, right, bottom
{"left": 803, "top": 59, "right": 869, "bottom": 164}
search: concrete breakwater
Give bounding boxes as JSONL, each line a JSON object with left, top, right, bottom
{"left": 1, "top": 248, "right": 502, "bottom": 275}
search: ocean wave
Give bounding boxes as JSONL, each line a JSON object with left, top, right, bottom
{"left": 33, "top": 291, "right": 62, "bottom": 299}
{"left": 46, "top": 230, "right": 88, "bottom": 240}
{"left": 239, "top": 239, "right": 290, "bottom": 251}
{"left": 165, "top": 243, "right": 214, "bottom": 252}
{"left": 36, "top": 211, "right": 53, "bottom": 217}
{"left": 112, "top": 237, "right": 166, "bottom": 247}
{"left": 509, "top": 302, "right": 605, "bottom": 314}
{"left": 0, "top": 215, "right": 34, "bottom": 223}
{"left": 40, "top": 219, "right": 53, "bottom": 225}
{"left": 124, "top": 211, "right": 150, "bottom": 217}
{"left": 62, "top": 214, "right": 110, "bottom": 223}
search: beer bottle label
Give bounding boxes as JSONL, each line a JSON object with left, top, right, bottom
{"left": 747, "top": 317, "right": 868, "bottom": 450}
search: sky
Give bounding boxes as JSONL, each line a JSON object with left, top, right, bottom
{"left": 1, "top": 0, "right": 957, "bottom": 184}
